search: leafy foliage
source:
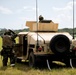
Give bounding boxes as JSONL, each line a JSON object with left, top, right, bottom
{"left": 58, "top": 28, "right": 76, "bottom": 34}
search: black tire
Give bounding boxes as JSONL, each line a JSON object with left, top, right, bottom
{"left": 49, "top": 34, "right": 70, "bottom": 54}
{"left": 29, "top": 52, "right": 36, "bottom": 68}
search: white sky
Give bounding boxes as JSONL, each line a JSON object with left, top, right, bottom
{"left": 0, "top": 0, "right": 76, "bottom": 29}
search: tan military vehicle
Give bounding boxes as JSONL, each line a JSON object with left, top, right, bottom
{"left": 14, "top": 19, "right": 76, "bottom": 68}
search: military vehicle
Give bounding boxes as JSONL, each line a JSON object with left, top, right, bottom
{"left": 14, "top": 19, "right": 76, "bottom": 68}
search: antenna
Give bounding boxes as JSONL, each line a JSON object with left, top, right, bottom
{"left": 36, "top": 0, "right": 39, "bottom": 50}
{"left": 73, "top": 0, "right": 75, "bottom": 39}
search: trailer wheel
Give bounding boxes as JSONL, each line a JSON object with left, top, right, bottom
{"left": 29, "top": 52, "right": 36, "bottom": 68}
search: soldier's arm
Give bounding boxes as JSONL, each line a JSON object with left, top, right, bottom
{"left": 8, "top": 29, "right": 16, "bottom": 34}
{"left": 9, "top": 29, "right": 17, "bottom": 39}
{"left": 9, "top": 29, "right": 17, "bottom": 37}
{"left": 13, "top": 34, "right": 17, "bottom": 39}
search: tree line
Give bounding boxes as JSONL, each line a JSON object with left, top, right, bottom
{"left": 0, "top": 28, "right": 76, "bottom": 36}
{"left": 58, "top": 28, "right": 76, "bottom": 37}
{"left": 0, "top": 28, "right": 29, "bottom": 36}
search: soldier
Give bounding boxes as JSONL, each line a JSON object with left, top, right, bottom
{"left": 1, "top": 29, "right": 17, "bottom": 67}
{"left": 39, "top": 15, "right": 44, "bottom": 22}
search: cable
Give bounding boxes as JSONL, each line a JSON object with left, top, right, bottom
{"left": 70, "top": 59, "right": 74, "bottom": 69}
{"left": 46, "top": 59, "right": 51, "bottom": 70}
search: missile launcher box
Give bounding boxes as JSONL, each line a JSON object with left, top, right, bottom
{"left": 26, "top": 20, "right": 58, "bottom": 32}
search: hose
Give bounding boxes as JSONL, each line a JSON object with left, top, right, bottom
{"left": 46, "top": 59, "right": 51, "bottom": 70}
{"left": 70, "top": 59, "right": 74, "bottom": 69}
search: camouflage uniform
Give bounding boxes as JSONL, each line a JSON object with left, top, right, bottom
{"left": 1, "top": 29, "right": 17, "bottom": 66}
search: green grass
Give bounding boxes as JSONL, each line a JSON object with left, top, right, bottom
{"left": 0, "top": 37, "right": 2, "bottom": 50}
{"left": 0, "top": 37, "right": 76, "bottom": 75}
{"left": 0, "top": 60, "right": 76, "bottom": 75}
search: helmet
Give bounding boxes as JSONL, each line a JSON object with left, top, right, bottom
{"left": 4, "top": 29, "right": 11, "bottom": 35}
{"left": 39, "top": 15, "right": 44, "bottom": 21}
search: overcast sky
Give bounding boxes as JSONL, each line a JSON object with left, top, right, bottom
{"left": 0, "top": 0, "right": 76, "bottom": 29}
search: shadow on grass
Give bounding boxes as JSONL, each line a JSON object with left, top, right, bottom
{"left": 15, "top": 60, "right": 70, "bottom": 71}
{"left": 0, "top": 60, "right": 71, "bottom": 72}
{"left": 15, "top": 61, "right": 33, "bottom": 72}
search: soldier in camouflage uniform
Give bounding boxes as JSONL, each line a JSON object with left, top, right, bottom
{"left": 1, "top": 29, "right": 17, "bottom": 66}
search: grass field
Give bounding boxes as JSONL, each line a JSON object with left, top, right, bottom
{"left": 0, "top": 37, "right": 76, "bottom": 75}
{"left": 0, "top": 60, "right": 76, "bottom": 75}
{"left": 0, "top": 37, "right": 2, "bottom": 50}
